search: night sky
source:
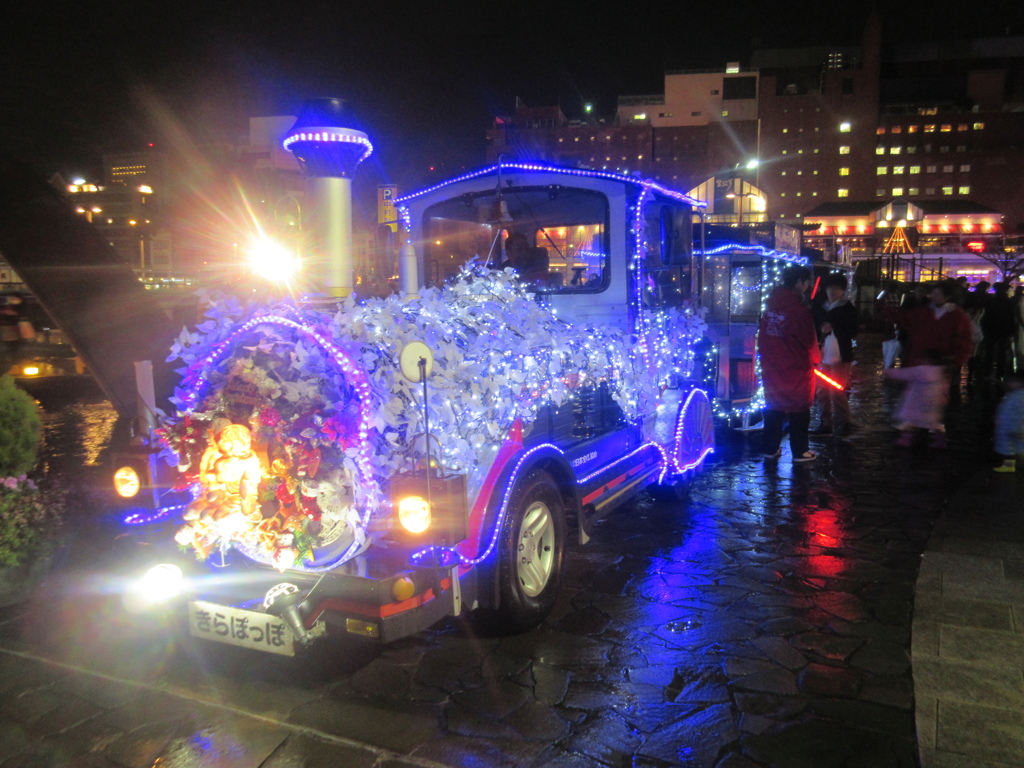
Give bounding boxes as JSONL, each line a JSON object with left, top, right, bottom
{"left": 4, "top": 1, "right": 1023, "bottom": 193}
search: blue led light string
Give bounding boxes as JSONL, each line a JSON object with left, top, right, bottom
{"left": 395, "top": 161, "right": 706, "bottom": 209}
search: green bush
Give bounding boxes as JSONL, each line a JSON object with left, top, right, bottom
{"left": 0, "top": 374, "right": 40, "bottom": 477}
{"left": 0, "top": 477, "right": 66, "bottom": 567}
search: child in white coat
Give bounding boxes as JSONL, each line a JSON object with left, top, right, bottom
{"left": 884, "top": 349, "right": 949, "bottom": 448}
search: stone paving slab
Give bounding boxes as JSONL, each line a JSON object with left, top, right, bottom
{"left": 913, "top": 470, "right": 1024, "bottom": 768}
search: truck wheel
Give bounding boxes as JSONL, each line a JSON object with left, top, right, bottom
{"left": 492, "top": 469, "right": 566, "bottom": 634}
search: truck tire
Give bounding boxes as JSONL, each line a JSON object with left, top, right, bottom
{"left": 491, "top": 469, "right": 566, "bottom": 634}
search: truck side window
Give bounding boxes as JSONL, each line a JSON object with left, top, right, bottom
{"left": 730, "top": 263, "right": 762, "bottom": 322}
{"left": 642, "top": 203, "right": 692, "bottom": 308}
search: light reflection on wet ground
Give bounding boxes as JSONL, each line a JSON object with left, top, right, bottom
{"left": 0, "top": 341, "right": 1007, "bottom": 767}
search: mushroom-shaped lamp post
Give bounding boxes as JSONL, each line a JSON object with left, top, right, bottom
{"left": 283, "top": 98, "right": 372, "bottom": 299}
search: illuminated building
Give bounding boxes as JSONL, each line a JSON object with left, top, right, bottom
{"left": 487, "top": 15, "right": 1024, "bottom": 235}
{"left": 803, "top": 198, "right": 1008, "bottom": 284}
{"left": 64, "top": 177, "right": 167, "bottom": 274}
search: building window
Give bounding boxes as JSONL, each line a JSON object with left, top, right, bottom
{"left": 941, "top": 124, "right": 952, "bottom": 132}
{"left": 876, "top": 147, "right": 885, "bottom": 155}
{"left": 958, "top": 124, "right": 968, "bottom": 132}
{"left": 924, "top": 125, "right": 936, "bottom": 133}
{"left": 960, "top": 164, "right": 971, "bottom": 172}
{"left": 959, "top": 185, "right": 970, "bottom": 195}
{"left": 910, "top": 166, "right": 921, "bottom": 174}
{"left": 876, "top": 189, "right": 886, "bottom": 196}
{"left": 956, "top": 145, "right": 966, "bottom": 152}
{"left": 839, "top": 146, "right": 850, "bottom": 154}
{"left": 839, "top": 167, "right": 850, "bottom": 176}
{"left": 908, "top": 125, "right": 918, "bottom": 133}
{"left": 780, "top": 192, "right": 786, "bottom": 197}
{"left": 927, "top": 165, "right": 937, "bottom": 173}
{"left": 877, "top": 166, "right": 888, "bottom": 175}
{"left": 942, "top": 186, "right": 954, "bottom": 195}
{"left": 926, "top": 187, "right": 935, "bottom": 194}
{"left": 906, "top": 147, "right": 917, "bottom": 154}
{"left": 659, "top": 112, "right": 673, "bottom": 118}
{"left": 943, "top": 165, "right": 954, "bottom": 173}
{"left": 891, "top": 126, "right": 902, "bottom": 134}
{"left": 781, "top": 171, "right": 787, "bottom": 176}
{"left": 838, "top": 189, "right": 849, "bottom": 197}
{"left": 973, "top": 122, "right": 985, "bottom": 130}
{"left": 710, "top": 89, "right": 719, "bottom": 95}
{"left": 893, "top": 188, "right": 904, "bottom": 196}
{"left": 890, "top": 147, "right": 901, "bottom": 154}
{"left": 876, "top": 127, "right": 886, "bottom": 135}
{"left": 894, "top": 166, "right": 905, "bottom": 174}
{"left": 839, "top": 122, "right": 852, "bottom": 132}
{"left": 721, "top": 110, "right": 729, "bottom": 117}
{"left": 909, "top": 188, "right": 919, "bottom": 195}
{"left": 939, "top": 146, "right": 950, "bottom": 153}
{"left": 691, "top": 111, "right": 702, "bottom": 117}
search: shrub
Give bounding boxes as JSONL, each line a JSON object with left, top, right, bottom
{"left": 0, "top": 476, "right": 66, "bottom": 567}
{"left": 0, "top": 375, "right": 40, "bottom": 477}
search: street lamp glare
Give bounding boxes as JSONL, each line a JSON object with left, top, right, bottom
{"left": 247, "top": 237, "right": 299, "bottom": 284}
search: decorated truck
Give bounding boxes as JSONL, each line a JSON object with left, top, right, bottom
{"left": 115, "top": 103, "right": 715, "bottom": 655}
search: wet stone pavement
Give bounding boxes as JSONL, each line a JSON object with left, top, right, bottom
{"left": 0, "top": 336, "right": 1003, "bottom": 767}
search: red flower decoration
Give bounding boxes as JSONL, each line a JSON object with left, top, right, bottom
{"left": 275, "top": 481, "right": 295, "bottom": 505}
{"left": 260, "top": 407, "right": 282, "bottom": 427}
{"left": 300, "top": 494, "right": 321, "bottom": 521}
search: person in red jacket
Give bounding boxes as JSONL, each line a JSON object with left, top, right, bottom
{"left": 882, "top": 279, "right": 974, "bottom": 448}
{"left": 758, "top": 265, "right": 821, "bottom": 462}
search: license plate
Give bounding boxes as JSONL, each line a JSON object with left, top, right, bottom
{"left": 188, "top": 600, "right": 296, "bottom": 656}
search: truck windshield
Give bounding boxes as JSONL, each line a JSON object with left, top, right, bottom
{"left": 423, "top": 186, "right": 609, "bottom": 292}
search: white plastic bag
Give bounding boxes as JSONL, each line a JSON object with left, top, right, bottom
{"left": 882, "top": 338, "right": 900, "bottom": 369}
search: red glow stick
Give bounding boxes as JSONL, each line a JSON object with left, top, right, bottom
{"left": 811, "top": 276, "right": 821, "bottom": 299}
{"left": 814, "top": 368, "right": 844, "bottom": 390}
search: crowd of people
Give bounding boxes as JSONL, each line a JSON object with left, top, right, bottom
{"left": 756, "top": 267, "right": 1024, "bottom": 469}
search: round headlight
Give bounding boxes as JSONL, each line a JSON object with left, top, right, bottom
{"left": 398, "top": 495, "right": 431, "bottom": 534}
{"left": 139, "top": 563, "right": 183, "bottom": 603}
{"left": 113, "top": 466, "right": 141, "bottom": 498}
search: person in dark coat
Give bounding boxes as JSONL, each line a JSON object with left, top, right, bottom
{"left": 811, "top": 273, "right": 858, "bottom": 435}
{"left": 980, "top": 282, "right": 1016, "bottom": 379}
{"left": 757, "top": 265, "right": 820, "bottom": 463}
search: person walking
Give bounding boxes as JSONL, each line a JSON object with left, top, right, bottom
{"left": 757, "top": 265, "right": 820, "bottom": 463}
{"left": 882, "top": 279, "right": 974, "bottom": 448}
{"left": 811, "top": 273, "right": 858, "bottom": 435}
